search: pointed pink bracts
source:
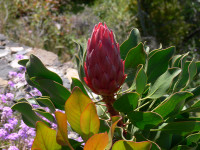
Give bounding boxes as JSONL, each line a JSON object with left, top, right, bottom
{"left": 84, "top": 22, "right": 127, "bottom": 96}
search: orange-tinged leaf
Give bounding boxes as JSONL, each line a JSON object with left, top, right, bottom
{"left": 55, "top": 111, "right": 74, "bottom": 149}
{"left": 65, "top": 87, "right": 92, "bottom": 136}
{"left": 112, "top": 140, "right": 152, "bottom": 150}
{"left": 84, "top": 132, "right": 109, "bottom": 150}
{"left": 80, "top": 102, "right": 100, "bottom": 140}
{"left": 32, "top": 121, "right": 61, "bottom": 150}
{"left": 106, "top": 116, "right": 122, "bottom": 149}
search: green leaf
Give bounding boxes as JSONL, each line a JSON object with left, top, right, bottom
{"left": 113, "top": 93, "right": 139, "bottom": 113}
{"left": 161, "top": 121, "right": 200, "bottom": 135}
{"left": 181, "top": 100, "right": 200, "bottom": 113}
{"left": 147, "top": 46, "right": 175, "bottom": 84}
{"left": 175, "top": 60, "right": 197, "bottom": 91}
{"left": 65, "top": 87, "right": 92, "bottom": 137}
{"left": 171, "top": 55, "right": 182, "bottom": 67}
{"left": 12, "top": 102, "right": 48, "bottom": 128}
{"left": 112, "top": 140, "right": 152, "bottom": 150}
{"left": 32, "top": 121, "right": 61, "bottom": 150}
{"left": 153, "top": 92, "right": 193, "bottom": 119}
{"left": 124, "top": 43, "right": 147, "bottom": 85}
{"left": 80, "top": 102, "right": 100, "bottom": 140}
{"left": 36, "top": 97, "right": 55, "bottom": 113}
{"left": 120, "top": 28, "right": 141, "bottom": 60}
{"left": 34, "top": 109, "right": 55, "bottom": 123}
{"left": 196, "top": 61, "right": 200, "bottom": 75}
{"left": 35, "top": 78, "right": 71, "bottom": 110}
{"left": 71, "top": 78, "right": 88, "bottom": 97}
{"left": 186, "top": 85, "right": 200, "bottom": 103}
{"left": 171, "top": 55, "right": 182, "bottom": 68}
{"left": 147, "top": 68, "right": 181, "bottom": 99}
{"left": 127, "top": 111, "right": 163, "bottom": 130}
{"left": 136, "top": 65, "right": 147, "bottom": 95}
{"left": 18, "top": 59, "right": 29, "bottom": 67}
{"left": 26, "top": 54, "right": 63, "bottom": 85}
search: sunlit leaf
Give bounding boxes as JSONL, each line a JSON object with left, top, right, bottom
{"left": 32, "top": 121, "right": 61, "bottom": 150}
{"left": 84, "top": 132, "right": 109, "bottom": 150}
{"left": 80, "top": 102, "right": 100, "bottom": 140}
{"left": 65, "top": 87, "right": 92, "bottom": 137}
{"left": 112, "top": 140, "right": 152, "bottom": 150}
{"left": 153, "top": 92, "right": 193, "bottom": 119}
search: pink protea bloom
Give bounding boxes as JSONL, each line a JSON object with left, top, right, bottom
{"left": 84, "top": 22, "right": 127, "bottom": 96}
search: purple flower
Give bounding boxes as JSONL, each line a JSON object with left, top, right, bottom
{"left": 8, "top": 118, "right": 18, "bottom": 127}
{"left": 6, "top": 93, "right": 14, "bottom": 101}
{"left": 0, "top": 128, "right": 7, "bottom": 139}
{"left": 4, "top": 123, "right": 15, "bottom": 131}
{"left": 8, "top": 71, "right": 17, "bottom": 78}
{"left": 28, "top": 139, "right": 34, "bottom": 148}
{"left": 8, "top": 146, "right": 19, "bottom": 150}
{"left": 19, "top": 66, "right": 26, "bottom": 72}
{"left": 8, "top": 81, "right": 15, "bottom": 88}
{"left": 2, "top": 107, "right": 13, "bottom": 118}
{"left": 6, "top": 133, "right": 19, "bottom": 140}
{"left": 0, "top": 94, "right": 6, "bottom": 103}
{"left": 27, "top": 128, "right": 36, "bottom": 137}
{"left": 16, "top": 54, "right": 24, "bottom": 60}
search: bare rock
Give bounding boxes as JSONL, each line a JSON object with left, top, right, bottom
{"left": 0, "top": 77, "right": 8, "bottom": 90}
{"left": 27, "top": 48, "right": 60, "bottom": 66}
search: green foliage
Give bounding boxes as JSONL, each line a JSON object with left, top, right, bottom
{"left": 12, "top": 27, "right": 200, "bottom": 149}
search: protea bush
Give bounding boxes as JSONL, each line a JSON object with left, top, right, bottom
{"left": 12, "top": 22, "right": 200, "bottom": 149}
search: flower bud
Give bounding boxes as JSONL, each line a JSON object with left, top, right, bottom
{"left": 84, "top": 23, "right": 126, "bottom": 96}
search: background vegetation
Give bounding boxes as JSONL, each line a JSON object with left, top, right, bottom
{"left": 0, "top": 0, "right": 199, "bottom": 61}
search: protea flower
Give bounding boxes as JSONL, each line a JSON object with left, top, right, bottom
{"left": 84, "top": 22, "right": 126, "bottom": 96}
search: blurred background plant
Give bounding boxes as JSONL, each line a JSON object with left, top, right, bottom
{"left": 0, "top": 0, "right": 199, "bottom": 61}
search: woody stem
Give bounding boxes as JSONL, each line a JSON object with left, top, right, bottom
{"left": 102, "top": 95, "right": 124, "bottom": 127}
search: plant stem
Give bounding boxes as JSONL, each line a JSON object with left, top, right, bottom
{"left": 102, "top": 95, "right": 124, "bottom": 127}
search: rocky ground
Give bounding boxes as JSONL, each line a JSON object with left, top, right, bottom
{"left": 0, "top": 33, "right": 79, "bottom": 96}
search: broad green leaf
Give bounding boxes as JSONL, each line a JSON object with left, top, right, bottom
{"left": 84, "top": 132, "right": 109, "bottom": 150}
{"left": 153, "top": 92, "right": 193, "bottom": 119}
{"left": 65, "top": 87, "right": 92, "bottom": 137}
{"left": 171, "top": 145, "right": 196, "bottom": 150}
{"left": 186, "top": 85, "right": 200, "bottom": 103}
{"left": 136, "top": 65, "right": 147, "bottom": 95}
{"left": 185, "top": 133, "right": 200, "bottom": 145}
{"left": 71, "top": 78, "right": 88, "bottom": 97}
{"left": 12, "top": 102, "right": 48, "bottom": 128}
{"left": 181, "top": 100, "right": 200, "bottom": 113}
{"left": 120, "top": 28, "right": 141, "bottom": 60}
{"left": 36, "top": 97, "right": 55, "bottom": 113}
{"left": 18, "top": 59, "right": 29, "bottom": 67}
{"left": 124, "top": 43, "right": 146, "bottom": 85}
{"left": 26, "top": 54, "right": 63, "bottom": 84}
{"left": 147, "top": 68, "right": 181, "bottom": 98}
{"left": 127, "top": 111, "right": 163, "bottom": 130}
{"left": 171, "top": 54, "right": 182, "bottom": 68}
{"left": 112, "top": 140, "right": 152, "bottom": 150}
{"left": 55, "top": 111, "right": 73, "bottom": 149}
{"left": 147, "top": 46, "right": 175, "bottom": 84}
{"left": 25, "top": 72, "right": 48, "bottom": 96}
{"left": 34, "top": 109, "right": 55, "bottom": 123}
{"left": 174, "top": 60, "right": 197, "bottom": 91}
{"left": 161, "top": 121, "right": 200, "bottom": 135}
{"left": 113, "top": 93, "right": 139, "bottom": 113}
{"left": 80, "top": 102, "right": 100, "bottom": 140}
{"left": 36, "top": 78, "right": 71, "bottom": 110}
{"left": 196, "top": 61, "right": 200, "bottom": 75}
{"left": 32, "top": 121, "right": 61, "bottom": 150}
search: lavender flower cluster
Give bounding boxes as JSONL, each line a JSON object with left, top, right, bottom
{"left": 0, "top": 54, "right": 83, "bottom": 149}
{"left": 0, "top": 55, "right": 36, "bottom": 149}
